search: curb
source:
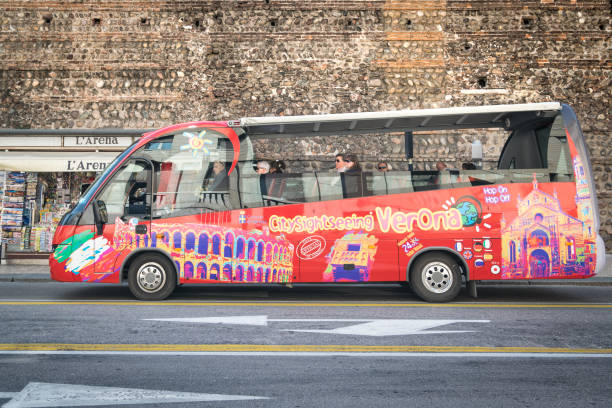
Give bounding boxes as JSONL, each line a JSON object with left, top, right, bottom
{"left": 0, "top": 274, "right": 52, "bottom": 283}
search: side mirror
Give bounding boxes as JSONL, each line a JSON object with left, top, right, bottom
{"left": 93, "top": 200, "right": 108, "bottom": 235}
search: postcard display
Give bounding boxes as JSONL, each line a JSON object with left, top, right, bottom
{"left": 0, "top": 171, "right": 79, "bottom": 253}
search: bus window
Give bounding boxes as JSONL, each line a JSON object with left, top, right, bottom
{"left": 265, "top": 173, "right": 309, "bottom": 205}
{"left": 453, "top": 170, "right": 508, "bottom": 186}
{"left": 239, "top": 171, "right": 264, "bottom": 208}
{"left": 141, "top": 129, "right": 241, "bottom": 218}
{"left": 545, "top": 116, "right": 574, "bottom": 182}
{"left": 381, "top": 171, "right": 413, "bottom": 194}
{"left": 365, "top": 172, "right": 388, "bottom": 196}
{"left": 96, "top": 159, "right": 151, "bottom": 221}
{"left": 316, "top": 172, "right": 344, "bottom": 201}
{"left": 240, "top": 171, "right": 323, "bottom": 208}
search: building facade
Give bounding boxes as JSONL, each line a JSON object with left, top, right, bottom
{"left": 0, "top": 0, "right": 610, "bottom": 248}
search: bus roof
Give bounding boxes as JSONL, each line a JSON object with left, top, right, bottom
{"left": 239, "top": 102, "right": 562, "bottom": 137}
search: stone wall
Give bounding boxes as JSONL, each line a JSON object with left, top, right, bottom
{"left": 0, "top": 0, "right": 610, "bottom": 245}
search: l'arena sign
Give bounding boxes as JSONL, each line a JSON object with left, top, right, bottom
{"left": 66, "top": 160, "right": 109, "bottom": 171}
{"left": 64, "top": 136, "right": 132, "bottom": 147}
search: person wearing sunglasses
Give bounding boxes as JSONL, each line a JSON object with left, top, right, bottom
{"left": 341, "top": 153, "right": 363, "bottom": 198}
{"left": 377, "top": 161, "right": 391, "bottom": 172}
{"left": 334, "top": 153, "right": 348, "bottom": 173}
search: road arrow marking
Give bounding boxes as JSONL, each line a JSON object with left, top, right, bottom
{"left": 145, "top": 316, "right": 489, "bottom": 336}
{"left": 144, "top": 315, "right": 369, "bottom": 326}
{"left": 283, "top": 319, "right": 488, "bottom": 336}
{"left": 145, "top": 315, "right": 271, "bottom": 326}
{"left": 1, "top": 382, "right": 268, "bottom": 407}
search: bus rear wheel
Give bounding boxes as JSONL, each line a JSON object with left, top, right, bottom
{"left": 409, "top": 252, "right": 461, "bottom": 303}
{"left": 128, "top": 253, "right": 176, "bottom": 301}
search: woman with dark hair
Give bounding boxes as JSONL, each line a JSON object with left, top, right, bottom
{"left": 341, "top": 153, "right": 363, "bottom": 198}
{"left": 269, "top": 159, "right": 286, "bottom": 174}
{"left": 344, "top": 153, "right": 362, "bottom": 173}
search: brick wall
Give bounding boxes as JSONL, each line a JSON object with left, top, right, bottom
{"left": 0, "top": 0, "right": 610, "bottom": 245}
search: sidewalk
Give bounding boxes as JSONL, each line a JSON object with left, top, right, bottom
{"left": 1, "top": 255, "right": 612, "bottom": 284}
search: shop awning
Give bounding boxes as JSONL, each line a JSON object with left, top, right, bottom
{"left": 0, "top": 151, "right": 120, "bottom": 172}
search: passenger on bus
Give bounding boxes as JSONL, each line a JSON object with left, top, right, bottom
{"left": 256, "top": 160, "right": 285, "bottom": 202}
{"left": 334, "top": 153, "right": 348, "bottom": 172}
{"left": 255, "top": 161, "right": 270, "bottom": 174}
{"left": 377, "top": 161, "right": 391, "bottom": 172}
{"left": 209, "top": 161, "right": 229, "bottom": 191}
{"left": 342, "top": 153, "right": 363, "bottom": 198}
{"left": 436, "top": 161, "right": 447, "bottom": 171}
{"left": 428, "top": 161, "right": 448, "bottom": 188}
{"left": 461, "top": 162, "right": 480, "bottom": 185}
{"left": 269, "top": 159, "right": 286, "bottom": 174}
{"left": 344, "top": 154, "right": 362, "bottom": 173}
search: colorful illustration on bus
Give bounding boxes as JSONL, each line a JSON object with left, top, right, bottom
{"left": 501, "top": 167, "right": 595, "bottom": 279}
{"left": 323, "top": 232, "right": 378, "bottom": 282}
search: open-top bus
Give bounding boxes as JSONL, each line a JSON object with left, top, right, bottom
{"left": 50, "top": 102, "right": 605, "bottom": 302}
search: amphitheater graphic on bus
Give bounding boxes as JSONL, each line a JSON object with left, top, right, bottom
{"left": 114, "top": 219, "right": 294, "bottom": 283}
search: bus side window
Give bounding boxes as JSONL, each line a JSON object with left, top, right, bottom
{"left": 238, "top": 172, "right": 263, "bottom": 209}
{"left": 272, "top": 173, "right": 308, "bottom": 205}
{"left": 385, "top": 171, "right": 414, "bottom": 194}
{"left": 315, "top": 172, "right": 343, "bottom": 202}
{"left": 545, "top": 116, "right": 574, "bottom": 182}
{"left": 365, "top": 172, "right": 388, "bottom": 196}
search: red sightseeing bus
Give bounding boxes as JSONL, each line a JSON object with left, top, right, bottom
{"left": 50, "top": 103, "right": 605, "bottom": 302}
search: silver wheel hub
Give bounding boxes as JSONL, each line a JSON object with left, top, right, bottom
{"left": 422, "top": 261, "right": 453, "bottom": 294}
{"left": 137, "top": 262, "right": 166, "bottom": 293}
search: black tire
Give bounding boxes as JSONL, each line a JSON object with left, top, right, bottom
{"left": 127, "top": 253, "right": 176, "bottom": 301}
{"left": 409, "top": 252, "right": 461, "bottom": 302}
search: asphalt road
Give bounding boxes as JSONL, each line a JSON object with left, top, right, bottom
{"left": 1, "top": 282, "right": 611, "bottom": 407}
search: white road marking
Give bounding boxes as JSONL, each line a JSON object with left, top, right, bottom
{"left": 144, "top": 316, "right": 490, "bottom": 336}
{"left": 0, "top": 394, "right": 16, "bottom": 399}
{"left": 144, "top": 315, "right": 369, "bottom": 326}
{"left": 1, "top": 382, "right": 267, "bottom": 407}
{"left": 284, "top": 319, "right": 488, "bottom": 336}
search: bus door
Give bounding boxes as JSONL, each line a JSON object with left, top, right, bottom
{"left": 93, "top": 158, "right": 153, "bottom": 273}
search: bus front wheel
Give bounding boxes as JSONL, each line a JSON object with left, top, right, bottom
{"left": 128, "top": 253, "right": 176, "bottom": 301}
{"left": 409, "top": 252, "right": 461, "bottom": 302}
